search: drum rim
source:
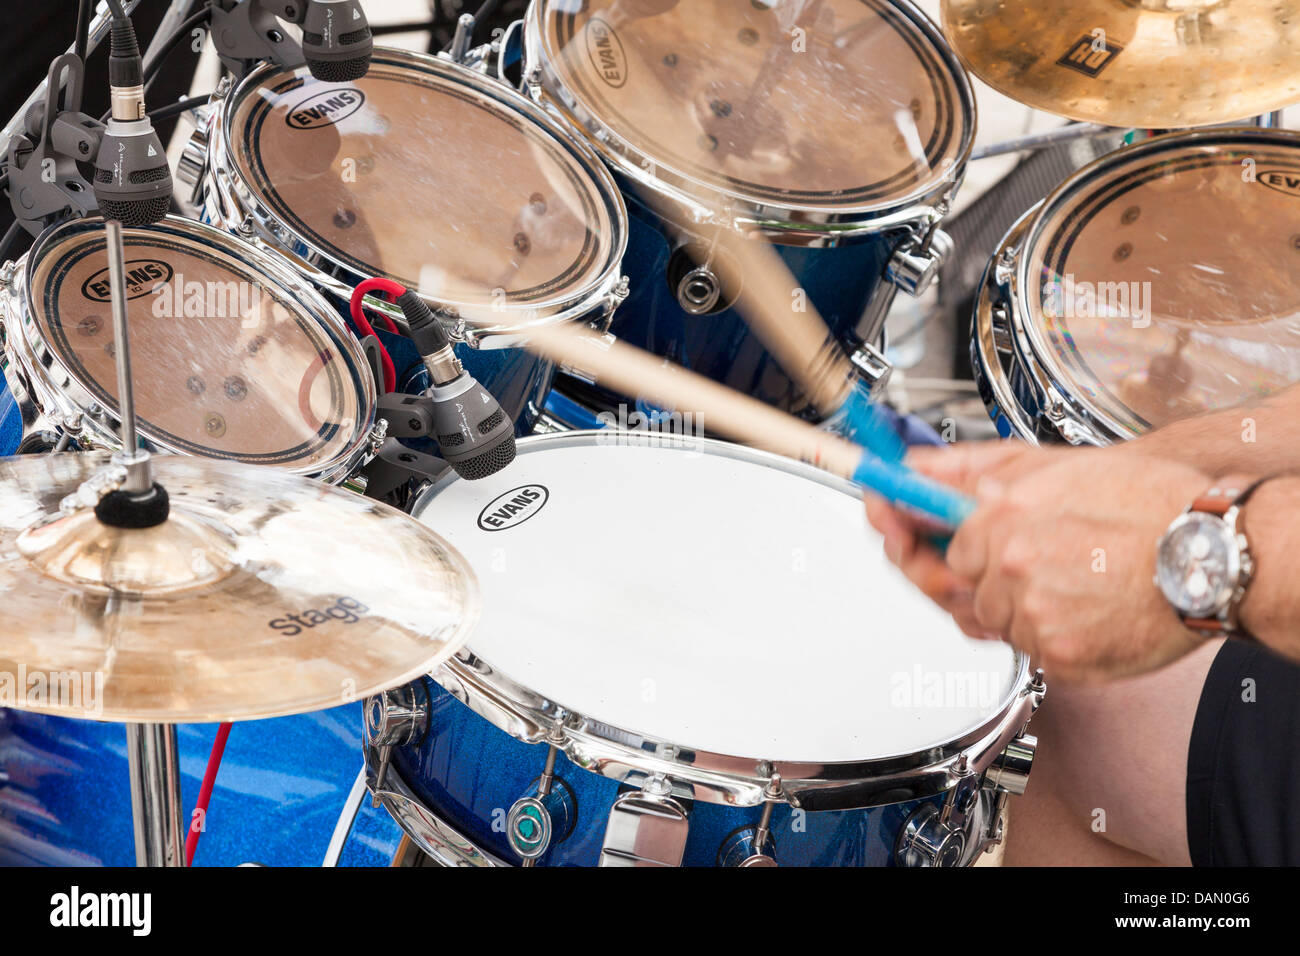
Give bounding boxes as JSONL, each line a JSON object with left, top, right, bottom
{"left": 522, "top": 0, "right": 976, "bottom": 241}
{"left": 208, "top": 47, "right": 631, "bottom": 341}
{"left": 1, "top": 215, "right": 377, "bottom": 483}
{"left": 409, "top": 429, "right": 1035, "bottom": 809}
{"left": 1006, "top": 126, "right": 1300, "bottom": 444}
{"left": 971, "top": 205, "right": 1057, "bottom": 445}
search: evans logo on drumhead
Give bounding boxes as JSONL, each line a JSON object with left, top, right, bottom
{"left": 285, "top": 88, "right": 366, "bottom": 129}
{"left": 478, "top": 484, "right": 549, "bottom": 532}
{"left": 81, "top": 259, "right": 173, "bottom": 302}
{"left": 585, "top": 17, "right": 627, "bottom": 89}
{"left": 1259, "top": 169, "right": 1300, "bottom": 198}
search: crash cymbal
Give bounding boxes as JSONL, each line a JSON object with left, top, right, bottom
{"left": 0, "top": 452, "right": 479, "bottom": 724}
{"left": 941, "top": 0, "right": 1300, "bottom": 128}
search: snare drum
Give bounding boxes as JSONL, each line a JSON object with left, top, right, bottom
{"left": 187, "top": 48, "right": 629, "bottom": 433}
{"left": 367, "top": 432, "right": 1042, "bottom": 867}
{"left": 973, "top": 128, "right": 1300, "bottom": 445}
{"left": 524, "top": 0, "right": 974, "bottom": 418}
{"left": 0, "top": 216, "right": 375, "bottom": 483}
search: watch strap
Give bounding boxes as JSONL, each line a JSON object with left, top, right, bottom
{"left": 1181, "top": 475, "right": 1277, "bottom": 641}
{"left": 1189, "top": 475, "right": 1271, "bottom": 517}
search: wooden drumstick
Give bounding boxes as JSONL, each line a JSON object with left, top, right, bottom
{"left": 452, "top": 300, "right": 972, "bottom": 529}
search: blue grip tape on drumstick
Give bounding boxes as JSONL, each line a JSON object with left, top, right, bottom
{"left": 831, "top": 384, "right": 907, "bottom": 464}
{"left": 852, "top": 450, "right": 975, "bottom": 533}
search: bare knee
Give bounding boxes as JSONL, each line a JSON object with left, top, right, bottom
{"left": 1014, "top": 642, "right": 1220, "bottom": 865}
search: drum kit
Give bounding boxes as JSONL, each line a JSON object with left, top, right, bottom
{"left": 0, "top": 0, "right": 1296, "bottom": 868}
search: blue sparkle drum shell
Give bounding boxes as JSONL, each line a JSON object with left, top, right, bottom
{"left": 194, "top": 47, "right": 631, "bottom": 436}
{"left": 523, "top": 0, "right": 975, "bottom": 418}
{"left": 0, "top": 705, "right": 402, "bottom": 867}
{"left": 373, "top": 432, "right": 1040, "bottom": 867}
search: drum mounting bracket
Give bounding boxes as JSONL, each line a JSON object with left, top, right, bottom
{"left": 357, "top": 437, "right": 452, "bottom": 501}
{"left": 209, "top": 0, "right": 310, "bottom": 79}
{"left": 4, "top": 54, "right": 105, "bottom": 237}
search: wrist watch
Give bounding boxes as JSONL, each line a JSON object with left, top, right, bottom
{"left": 1154, "top": 476, "right": 1271, "bottom": 640}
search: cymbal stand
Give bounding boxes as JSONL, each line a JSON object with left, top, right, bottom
{"left": 105, "top": 218, "right": 185, "bottom": 866}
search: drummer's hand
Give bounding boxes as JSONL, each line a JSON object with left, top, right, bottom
{"left": 865, "top": 441, "right": 1047, "bottom": 639}
{"left": 870, "top": 443, "right": 1213, "bottom": 683}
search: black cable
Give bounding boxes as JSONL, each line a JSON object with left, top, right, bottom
{"left": 105, "top": 0, "right": 127, "bottom": 19}
{"left": 145, "top": 94, "right": 212, "bottom": 125}
{"left": 143, "top": 4, "right": 213, "bottom": 92}
{"left": 75, "top": 0, "right": 93, "bottom": 62}
{"left": 370, "top": 20, "right": 437, "bottom": 38}
{"left": 0, "top": 219, "right": 26, "bottom": 265}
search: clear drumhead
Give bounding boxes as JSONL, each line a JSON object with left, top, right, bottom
{"left": 412, "top": 433, "right": 1021, "bottom": 765}
{"left": 225, "top": 49, "right": 625, "bottom": 313}
{"left": 532, "top": 0, "right": 973, "bottom": 216}
{"left": 20, "top": 217, "right": 372, "bottom": 475}
{"left": 1021, "top": 129, "right": 1300, "bottom": 437}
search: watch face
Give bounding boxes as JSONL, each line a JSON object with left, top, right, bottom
{"left": 1157, "top": 513, "right": 1240, "bottom": 619}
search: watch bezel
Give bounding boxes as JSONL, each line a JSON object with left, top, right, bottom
{"left": 1155, "top": 510, "right": 1243, "bottom": 620}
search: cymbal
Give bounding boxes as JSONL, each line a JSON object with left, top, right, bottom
{"left": 941, "top": 0, "right": 1300, "bottom": 128}
{"left": 0, "top": 453, "right": 479, "bottom": 724}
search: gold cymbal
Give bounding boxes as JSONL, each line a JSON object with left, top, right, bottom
{"left": 0, "top": 453, "right": 479, "bottom": 724}
{"left": 941, "top": 0, "right": 1300, "bottom": 128}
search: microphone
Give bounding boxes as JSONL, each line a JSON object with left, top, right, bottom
{"left": 300, "top": 0, "right": 374, "bottom": 82}
{"left": 92, "top": 6, "right": 173, "bottom": 225}
{"left": 394, "top": 291, "right": 517, "bottom": 480}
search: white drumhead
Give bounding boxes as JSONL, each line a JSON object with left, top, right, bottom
{"left": 412, "top": 434, "right": 1019, "bottom": 763}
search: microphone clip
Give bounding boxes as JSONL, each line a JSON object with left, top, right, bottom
{"left": 210, "top": 1, "right": 373, "bottom": 82}
{"left": 210, "top": 0, "right": 308, "bottom": 79}
{"left": 4, "top": 54, "right": 107, "bottom": 237}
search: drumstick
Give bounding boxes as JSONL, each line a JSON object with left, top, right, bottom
{"left": 455, "top": 302, "right": 973, "bottom": 529}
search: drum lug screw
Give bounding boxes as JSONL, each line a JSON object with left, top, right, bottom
{"left": 986, "top": 734, "right": 1038, "bottom": 796}
{"left": 366, "top": 683, "right": 429, "bottom": 749}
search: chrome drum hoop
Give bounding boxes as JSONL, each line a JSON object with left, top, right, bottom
{"left": 197, "top": 48, "right": 631, "bottom": 348}
{"left": 0, "top": 216, "right": 378, "bottom": 484}
{"left": 971, "top": 207, "right": 1113, "bottom": 447}
{"left": 412, "top": 430, "right": 1042, "bottom": 811}
{"left": 520, "top": 0, "right": 976, "bottom": 246}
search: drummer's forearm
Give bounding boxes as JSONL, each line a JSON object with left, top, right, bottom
{"left": 1132, "top": 384, "right": 1300, "bottom": 476}
{"left": 1239, "top": 477, "right": 1300, "bottom": 663}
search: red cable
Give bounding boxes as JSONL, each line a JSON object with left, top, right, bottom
{"left": 185, "top": 721, "right": 232, "bottom": 866}
{"left": 348, "top": 278, "right": 408, "bottom": 393}
{"left": 353, "top": 277, "right": 404, "bottom": 335}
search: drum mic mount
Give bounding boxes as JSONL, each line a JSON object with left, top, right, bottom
{"left": 4, "top": 55, "right": 106, "bottom": 237}
{"left": 210, "top": 0, "right": 374, "bottom": 82}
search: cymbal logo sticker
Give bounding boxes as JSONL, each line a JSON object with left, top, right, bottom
{"left": 268, "top": 596, "right": 371, "bottom": 634}
{"left": 1056, "top": 33, "right": 1123, "bottom": 78}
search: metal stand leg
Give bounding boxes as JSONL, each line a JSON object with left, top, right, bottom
{"left": 971, "top": 123, "right": 1126, "bottom": 161}
{"left": 126, "top": 723, "right": 185, "bottom": 866}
